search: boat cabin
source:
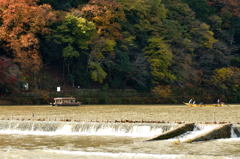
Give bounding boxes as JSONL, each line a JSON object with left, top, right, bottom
{"left": 52, "top": 97, "right": 81, "bottom": 106}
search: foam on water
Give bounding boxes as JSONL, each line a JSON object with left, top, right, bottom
{"left": 168, "top": 124, "right": 224, "bottom": 142}
{"left": 216, "top": 137, "right": 240, "bottom": 142}
{"left": 0, "top": 120, "right": 238, "bottom": 139}
{"left": 179, "top": 125, "right": 219, "bottom": 142}
{"left": 0, "top": 120, "right": 174, "bottom": 137}
{"left": 45, "top": 150, "right": 239, "bottom": 159}
{"left": 45, "top": 150, "right": 184, "bottom": 159}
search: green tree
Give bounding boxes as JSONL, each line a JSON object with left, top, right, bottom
{"left": 181, "top": 0, "right": 216, "bottom": 22}
{"left": 144, "top": 37, "right": 175, "bottom": 85}
{"left": 42, "top": 13, "right": 95, "bottom": 85}
{"left": 88, "top": 62, "right": 107, "bottom": 83}
{"left": 210, "top": 67, "right": 240, "bottom": 102}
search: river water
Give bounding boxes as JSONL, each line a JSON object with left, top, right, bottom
{"left": 0, "top": 105, "right": 239, "bottom": 159}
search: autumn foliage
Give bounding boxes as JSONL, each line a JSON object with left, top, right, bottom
{"left": 0, "top": 0, "right": 239, "bottom": 103}
{"left": 208, "top": 0, "right": 240, "bottom": 17}
{"left": 0, "top": 57, "right": 18, "bottom": 84}
{"left": 79, "top": 0, "right": 125, "bottom": 39}
{"left": 0, "top": 0, "right": 55, "bottom": 74}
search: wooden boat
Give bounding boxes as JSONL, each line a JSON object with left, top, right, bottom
{"left": 184, "top": 103, "right": 224, "bottom": 107}
{"left": 51, "top": 97, "right": 81, "bottom": 106}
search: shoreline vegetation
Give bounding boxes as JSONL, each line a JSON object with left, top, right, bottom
{"left": 0, "top": 88, "right": 224, "bottom": 105}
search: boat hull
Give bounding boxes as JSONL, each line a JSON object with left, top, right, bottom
{"left": 184, "top": 103, "right": 223, "bottom": 107}
{"left": 51, "top": 97, "right": 81, "bottom": 106}
{"left": 51, "top": 102, "right": 81, "bottom": 106}
{"left": 52, "top": 104, "right": 81, "bottom": 106}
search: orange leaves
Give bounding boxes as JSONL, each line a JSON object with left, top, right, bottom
{"left": 207, "top": 0, "right": 240, "bottom": 17}
{"left": 14, "top": 49, "right": 41, "bottom": 73}
{"left": 0, "top": 0, "right": 55, "bottom": 74}
{"left": 1, "top": 1, "right": 53, "bottom": 35}
{"left": 0, "top": 57, "right": 19, "bottom": 84}
{"left": 79, "top": 0, "right": 125, "bottom": 40}
{"left": 19, "top": 33, "right": 39, "bottom": 48}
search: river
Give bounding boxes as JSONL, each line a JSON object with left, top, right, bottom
{"left": 0, "top": 105, "right": 239, "bottom": 159}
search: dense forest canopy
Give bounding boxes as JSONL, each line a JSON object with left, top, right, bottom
{"left": 0, "top": 0, "right": 239, "bottom": 103}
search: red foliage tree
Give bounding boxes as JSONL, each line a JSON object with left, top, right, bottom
{"left": 0, "top": 0, "right": 55, "bottom": 74}
{"left": 208, "top": 0, "right": 240, "bottom": 17}
{"left": 0, "top": 57, "right": 18, "bottom": 85}
{"left": 77, "top": 0, "right": 125, "bottom": 39}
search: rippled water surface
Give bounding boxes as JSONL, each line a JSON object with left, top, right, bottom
{"left": 0, "top": 105, "right": 239, "bottom": 123}
{"left": 0, "top": 105, "right": 239, "bottom": 159}
{"left": 0, "top": 134, "right": 240, "bottom": 159}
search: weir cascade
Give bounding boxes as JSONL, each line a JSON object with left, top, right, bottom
{"left": 0, "top": 120, "right": 176, "bottom": 137}
{"left": 0, "top": 120, "right": 238, "bottom": 141}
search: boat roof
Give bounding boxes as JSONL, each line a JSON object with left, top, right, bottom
{"left": 54, "top": 97, "right": 76, "bottom": 100}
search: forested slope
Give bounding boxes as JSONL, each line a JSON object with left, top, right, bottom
{"left": 0, "top": 0, "right": 239, "bottom": 103}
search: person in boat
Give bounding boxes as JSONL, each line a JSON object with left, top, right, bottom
{"left": 217, "top": 99, "right": 225, "bottom": 106}
{"left": 189, "top": 99, "right": 193, "bottom": 103}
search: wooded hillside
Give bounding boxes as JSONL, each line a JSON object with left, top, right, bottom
{"left": 0, "top": 0, "right": 239, "bottom": 103}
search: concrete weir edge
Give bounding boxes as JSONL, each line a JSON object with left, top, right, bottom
{"left": 146, "top": 123, "right": 195, "bottom": 141}
{"left": 146, "top": 123, "right": 233, "bottom": 142}
{"left": 183, "top": 124, "right": 232, "bottom": 143}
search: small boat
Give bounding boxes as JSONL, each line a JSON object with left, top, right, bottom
{"left": 51, "top": 97, "right": 81, "bottom": 106}
{"left": 184, "top": 103, "right": 224, "bottom": 107}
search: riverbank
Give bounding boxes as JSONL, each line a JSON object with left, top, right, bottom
{"left": 0, "top": 89, "right": 224, "bottom": 105}
{"left": 0, "top": 105, "right": 239, "bottom": 124}
{"left": 0, "top": 89, "right": 162, "bottom": 105}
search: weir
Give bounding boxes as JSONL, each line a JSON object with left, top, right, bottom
{"left": 0, "top": 120, "right": 238, "bottom": 141}
{"left": 147, "top": 124, "right": 240, "bottom": 142}
{"left": 232, "top": 127, "right": 240, "bottom": 137}
{"left": 182, "top": 124, "right": 232, "bottom": 143}
{"left": 0, "top": 120, "right": 176, "bottom": 137}
{"left": 146, "top": 123, "right": 195, "bottom": 141}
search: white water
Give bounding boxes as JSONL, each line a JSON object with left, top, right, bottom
{"left": 0, "top": 121, "right": 239, "bottom": 159}
{"left": 178, "top": 124, "right": 219, "bottom": 142}
{"left": 0, "top": 120, "right": 238, "bottom": 140}
{"left": 0, "top": 120, "right": 175, "bottom": 137}
{"left": 168, "top": 124, "right": 240, "bottom": 143}
{"left": 45, "top": 150, "right": 185, "bottom": 159}
{"left": 231, "top": 126, "right": 240, "bottom": 138}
